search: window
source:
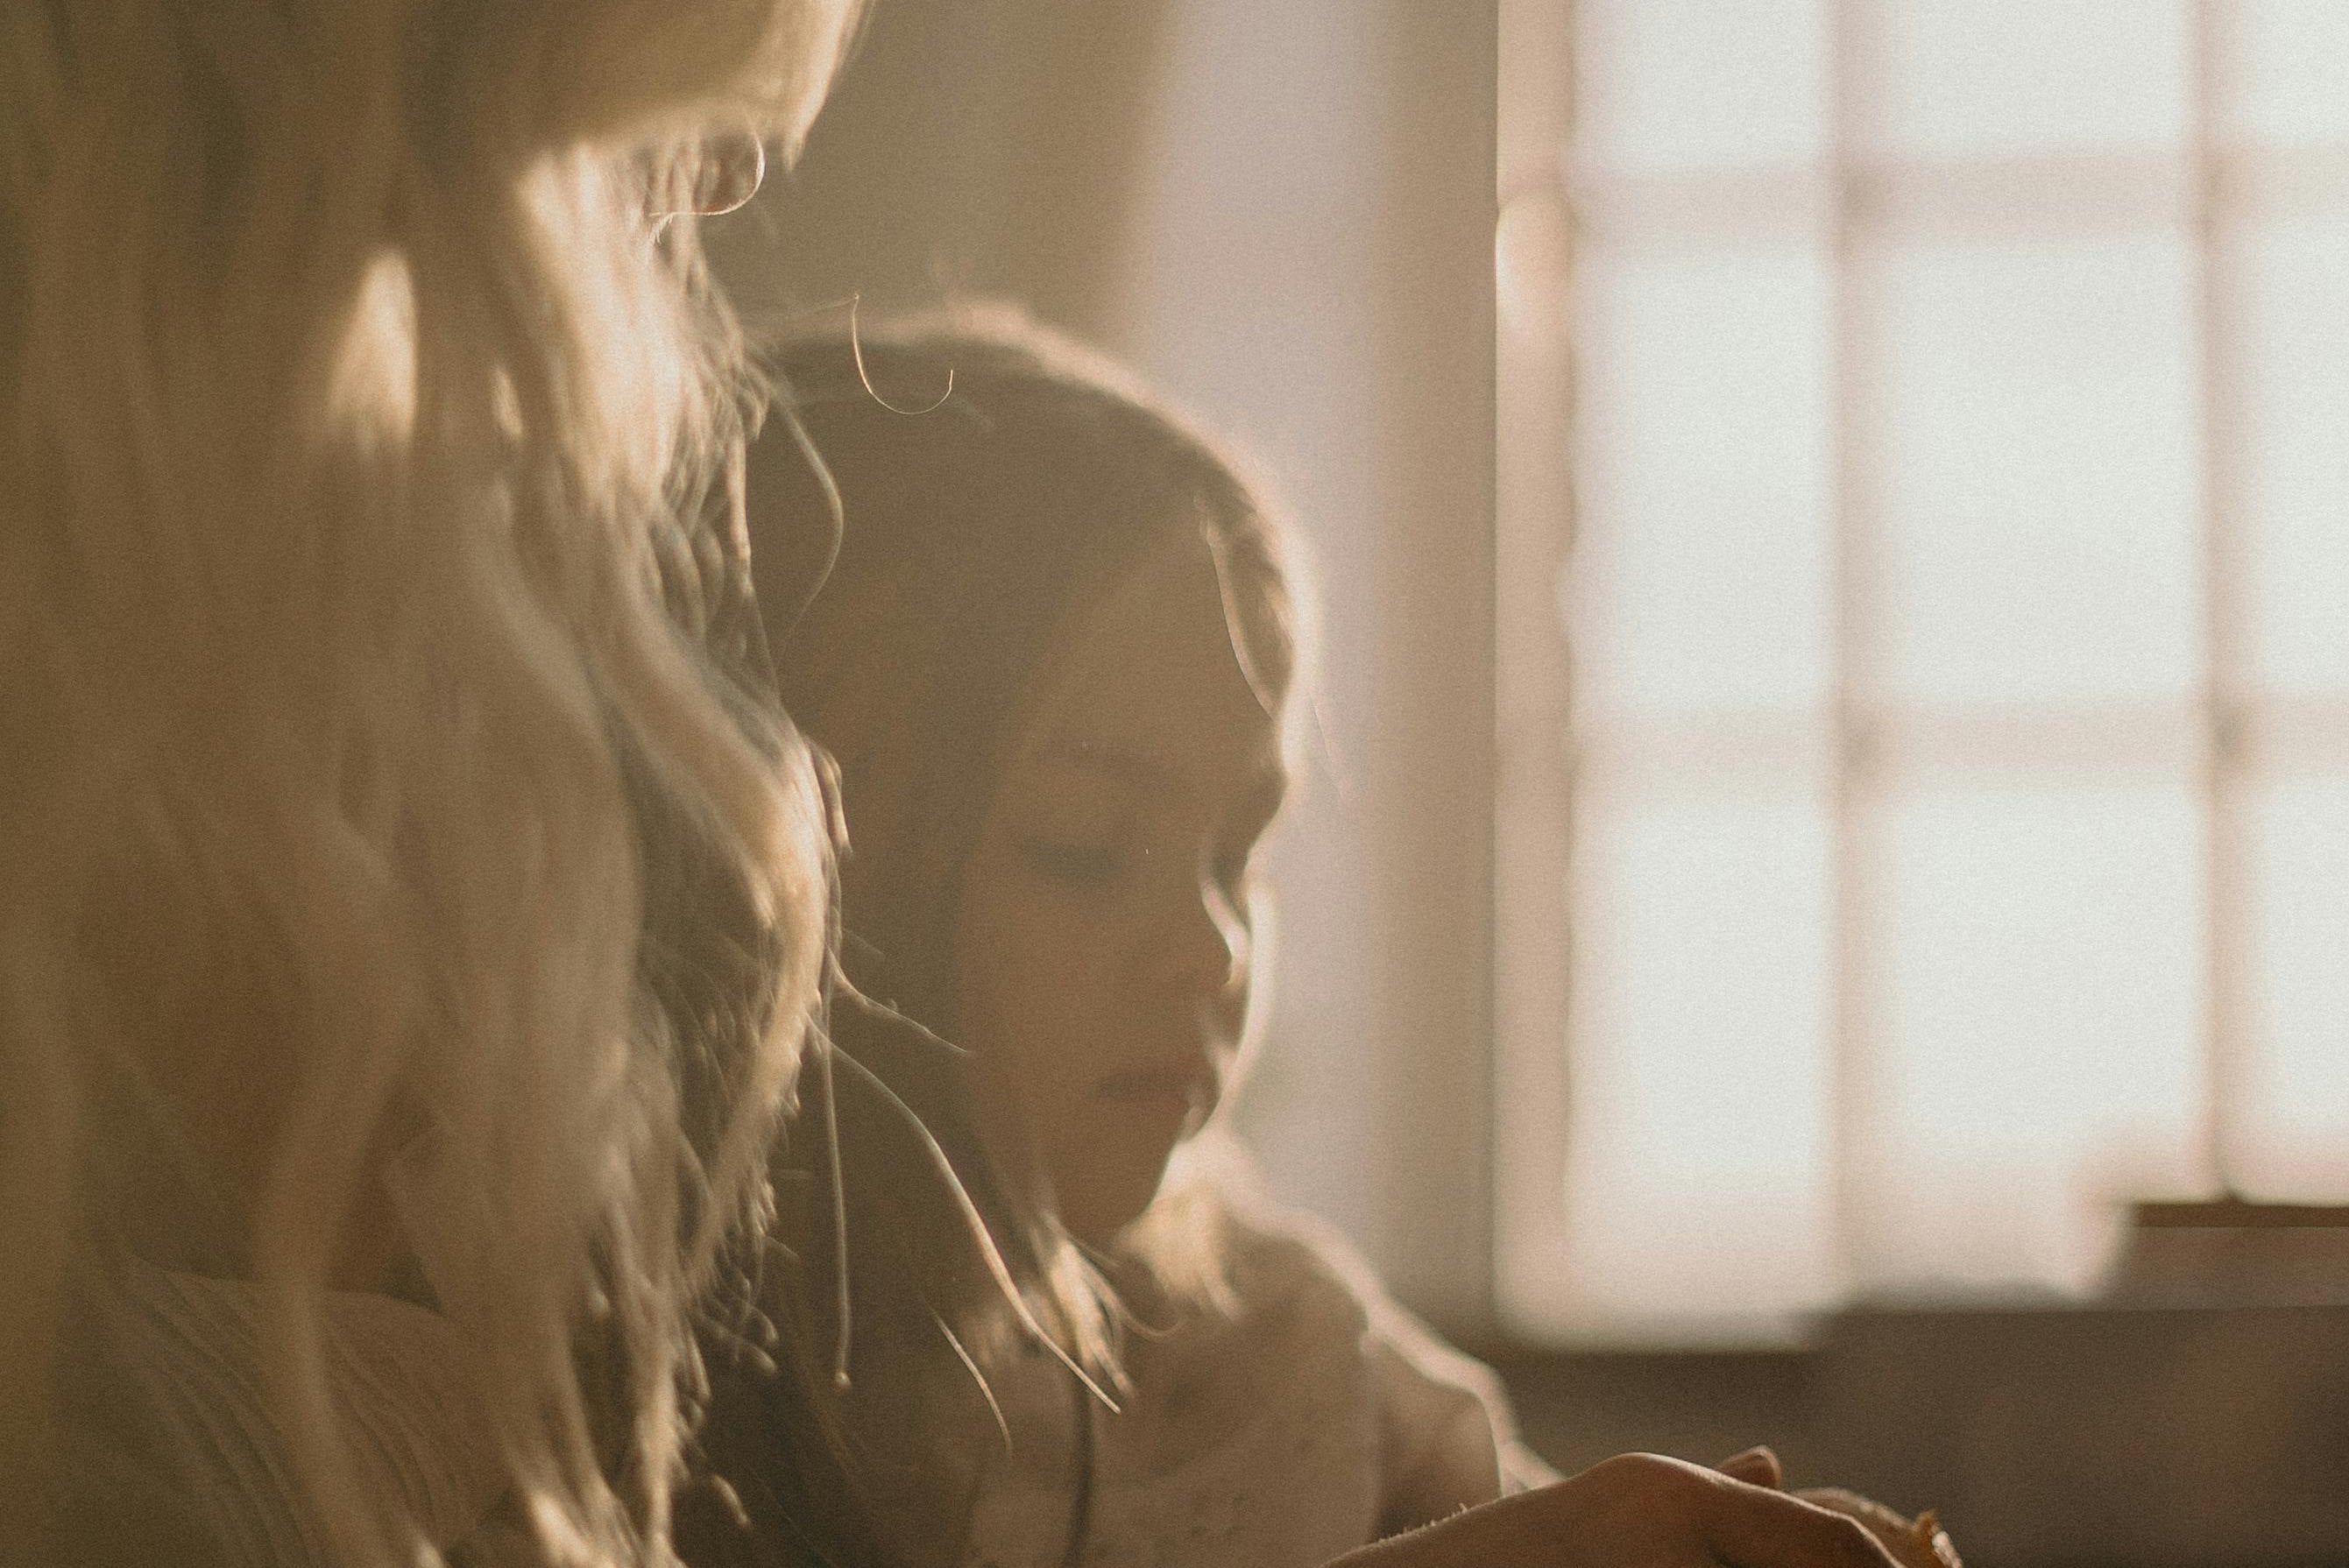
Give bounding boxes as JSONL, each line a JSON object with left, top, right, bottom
{"left": 1498, "top": 0, "right": 2349, "bottom": 1344}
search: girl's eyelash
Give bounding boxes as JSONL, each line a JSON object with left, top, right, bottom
{"left": 1020, "top": 837, "right": 1124, "bottom": 888}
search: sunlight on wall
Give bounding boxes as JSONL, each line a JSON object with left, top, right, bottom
{"left": 1114, "top": 0, "right": 1390, "bottom": 1257}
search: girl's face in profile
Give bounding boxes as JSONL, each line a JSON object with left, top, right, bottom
{"left": 952, "top": 526, "right": 1287, "bottom": 1247}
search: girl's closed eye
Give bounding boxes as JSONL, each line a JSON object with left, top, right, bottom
{"left": 1012, "top": 762, "right": 1143, "bottom": 889}
{"left": 1019, "top": 834, "right": 1127, "bottom": 888}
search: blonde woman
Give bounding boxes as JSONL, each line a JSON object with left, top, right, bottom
{"left": 0, "top": 3, "right": 855, "bottom": 1563}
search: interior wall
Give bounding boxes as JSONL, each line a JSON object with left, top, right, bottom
{"left": 1106, "top": 0, "right": 1394, "bottom": 1286}
{"left": 715, "top": 0, "right": 1502, "bottom": 1331}
{"left": 1358, "top": 1, "right": 1500, "bottom": 1327}
{"left": 707, "top": 0, "right": 1173, "bottom": 341}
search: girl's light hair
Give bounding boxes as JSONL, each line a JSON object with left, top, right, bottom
{"left": 0, "top": 1, "right": 857, "bottom": 1562}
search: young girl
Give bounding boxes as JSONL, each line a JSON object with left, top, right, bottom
{"left": 725, "top": 309, "right": 1557, "bottom": 1568}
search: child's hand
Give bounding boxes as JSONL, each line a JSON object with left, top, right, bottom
{"left": 1715, "top": 1446, "right": 1962, "bottom": 1566}
{"left": 1328, "top": 1452, "right": 1903, "bottom": 1568}
{"left": 1710, "top": 1444, "right": 1963, "bottom": 1567}
{"left": 1796, "top": 1488, "right": 1962, "bottom": 1568}
{"left": 1717, "top": 1444, "right": 1786, "bottom": 1489}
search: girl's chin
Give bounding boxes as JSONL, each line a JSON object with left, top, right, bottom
{"left": 1063, "top": 1188, "right": 1160, "bottom": 1250}
{"left": 1058, "top": 1115, "right": 1187, "bottom": 1243}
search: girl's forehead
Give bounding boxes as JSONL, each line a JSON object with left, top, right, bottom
{"left": 1015, "top": 531, "right": 1289, "bottom": 791}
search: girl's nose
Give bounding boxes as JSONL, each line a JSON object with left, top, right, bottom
{"left": 1156, "top": 876, "right": 1249, "bottom": 994}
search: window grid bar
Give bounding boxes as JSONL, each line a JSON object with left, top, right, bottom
{"left": 1574, "top": 142, "right": 2349, "bottom": 244}
{"left": 2191, "top": 0, "right": 2253, "bottom": 1197}
{"left": 1824, "top": 0, "right": 1877, "bottom": 1296}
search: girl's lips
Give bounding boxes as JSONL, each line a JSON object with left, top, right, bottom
{"left": 1094, "top": 1063, "right": 1214, "bottom": 1106}
{"left": 1093, "top": 1069, "right": 1220, "bottom": 1148}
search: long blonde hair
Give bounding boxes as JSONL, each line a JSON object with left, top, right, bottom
{"left": 0, "top": 1, "right": 855, "bottom": 1562}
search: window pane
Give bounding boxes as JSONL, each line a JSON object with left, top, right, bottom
{"left": 1871, "top": 231, "right": 2199, "bottom": 706}
{"left": 1572, "top": 240, "right": 1833, "bottom": 717}
{"left": 2235, "top": 211, "right": 2349, "bottom": 694}
{"left": 1562, "top": 773, "right": 1837, "bottom": 1332}
{"left": 2239, "top": 774, "right": 2349, "bottom": 1199}
{"left": 1574, "top": 0, "right": 1828, "bottom": 177}
{"left": 1851, "top": 780, "right": 2205, "bottom": 1296}
{"left": 1864, "top": 0, "right": 2189, "bottom": 159}
{"left": 2226, "top": 0, "right": 2349, "bottom": 145}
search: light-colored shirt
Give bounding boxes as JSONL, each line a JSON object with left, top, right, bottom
{"left": 58, "top": 1120, "right": 510, "bottom": 1567}
{"left": 959, "top": 1188, "right": 1555, "bottom": 1568}
{"left": 98, "top": 1256, "right": 507, "bottom": 1566}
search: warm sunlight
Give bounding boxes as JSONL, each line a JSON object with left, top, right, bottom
{"left": 1511, "top": 0, "right": 2349, "bottom": 1341}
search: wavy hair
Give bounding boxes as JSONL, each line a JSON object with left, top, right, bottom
{"left": 689, "top": 310, "right": 1309, "bottom": 1564}
{"left": 0, "top": 1, "right": 856, "bottom": 1562}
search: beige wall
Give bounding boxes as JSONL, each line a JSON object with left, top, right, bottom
{"left": 708, "top": 0, "right": 1172, "bottom": 341}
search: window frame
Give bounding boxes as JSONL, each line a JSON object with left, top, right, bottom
{"left": 1495, "top": 0, "right": 2349, "bottom": 1345}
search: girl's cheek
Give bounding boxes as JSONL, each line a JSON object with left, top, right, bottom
{"left": 1006, "top": 899, "right": 1129, "bottom": 1021}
